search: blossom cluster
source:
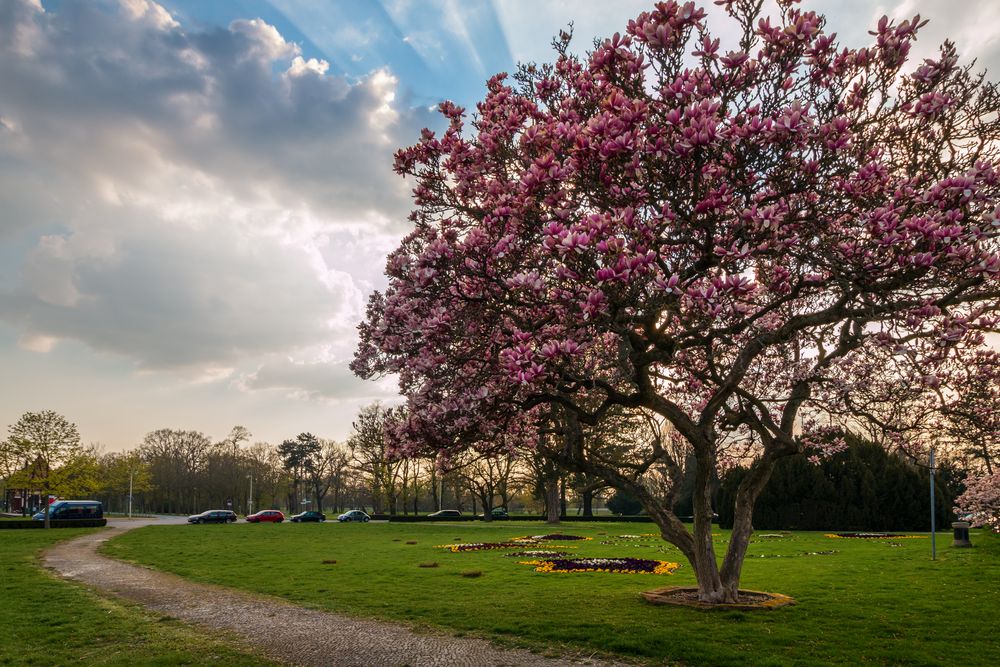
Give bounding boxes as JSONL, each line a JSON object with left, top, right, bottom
{"left": 520, "top": 557, "right": 680, "bottom": 575}
{"left": 955, "top": 471, "right": 1000, "bottom": 531}
{"left": 824, "top": 533, "right": 926, "bottom": 539}
{"left": 435, "top": 542, "right": 532, "bottom": 553}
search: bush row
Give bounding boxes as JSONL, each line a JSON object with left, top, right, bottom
{"left": 717, "top": 434, "right": 961, "bottom": 531}
{"left": 383, "top": 514, "right": 657, "bottom": 523}
{"left": 0, "top": 519, "right": 108, "bottom": 529}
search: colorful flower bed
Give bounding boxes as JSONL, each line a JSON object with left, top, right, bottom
{"left": 502, "top": 550, "right": 573, "bottom": 558}
{"left": 824, "top": 533, "right": 927, "bottom": 539}
{"left": 520, "top": 557, "right": 679, "bottom": 575}
{"left": 436, "top": 542, "right": 531, "bottom": 552}
{"left": 514, "top": 534, "right": 592, "bottom": 542}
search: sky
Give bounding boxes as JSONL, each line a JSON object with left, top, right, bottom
{"left": 1, "top": 0, "right": 999, "bottom": 451}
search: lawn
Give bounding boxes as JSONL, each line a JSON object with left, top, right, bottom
{"left": 102, "top": 521, "right": 1000, "bottom": 666}
{"left": 0, "top": 528, "right": 277, "bottom": 666}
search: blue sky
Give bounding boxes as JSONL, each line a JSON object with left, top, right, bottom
{"left": 2, "top": 0, "right": 999, "bottom": 451}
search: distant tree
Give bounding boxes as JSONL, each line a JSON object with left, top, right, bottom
{"left": 95, "top": 451, "right": 153, "bottom": 513}
{"left": 0, "top": 436, "right": 28, "bottom": 513}
{"left": 348, "top": 404, "right": 405, "bottom": 515}
{"left": 718, "top": 433, "right": 956, "bottom": 531}
{"left": 278, "top": 433, "right": 322, "bottom": 511}
{"left": 606, "top": 490, "right": 643, "bottom": 516}
{"left": 452, "top": 452, "right": 516, "bottom": 520}
{"left": 7, "top": 410, "right": 82, "bottom": 527}
{"left": 943, "top": 350, "right": 1000, "bottom": 475}
{"left": 139, "top": 429, "right": 212, "bottom": 514}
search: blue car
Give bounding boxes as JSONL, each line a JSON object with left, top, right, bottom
{"left": 33, "top": 500, "right": 103, "bottom": 520}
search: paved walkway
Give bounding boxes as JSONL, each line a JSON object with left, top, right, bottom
{"left": 43, "top": 519, "right": 627, "bottom": 667}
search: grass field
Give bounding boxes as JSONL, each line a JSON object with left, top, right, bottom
{"left": 0, "top": 529, "right": 277, "bottom": 666}
{"left": 102, "top": 521, "right": 1000, "bottom": 666}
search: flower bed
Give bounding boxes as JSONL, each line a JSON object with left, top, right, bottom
{"left": 436, "top": 542, "right": 531, "bottom": 552}
{"left": 514, "top": 534, "right": 592, "bottom": 542}
{"left": 824, "top": 533, "right": 927, "bottom": 539}
{"left": 520, "top": 557, "right": 679, "bottom": 574}
{"left": 503, "top": 550, "right": 573, "bottom": 558}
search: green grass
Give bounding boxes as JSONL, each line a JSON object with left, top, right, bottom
{"left": 103, "top": 522, "right": 1000, "bottom": 666}
{"left": 0, "top": 529, "right": 278, "bottom": 666}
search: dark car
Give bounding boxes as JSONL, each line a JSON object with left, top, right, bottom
{"left": 290, "top": 510, "right": 326, "bottom": 523}
{"left": 337, "top": 510, "right": 370, "bottom": 522}
{"left": 32, "top": 500, "right": 103, "bottom": 521}
{"left": 488, "top": 507, "right": 509, "bottom": 520}
{"left": 246, "top": 510, "right": 285, "bottom": 523}
{"left": 426, "top": 509, "right": 462, "bottom": 519}
{"left": 187, "top": 510, "right": 237, "bottom": 524}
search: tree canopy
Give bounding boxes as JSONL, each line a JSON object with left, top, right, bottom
{"left": 354, "top": 0, "right": 1000, "bottom": 602}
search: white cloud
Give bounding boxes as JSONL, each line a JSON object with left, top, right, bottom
{"left": 0, "top": 0, "right": 435, "bottom": 388}
{"left": 119, "top": 0, "right": 178, "bottom": 30}
{"left": 287, "top": 55, "right": 330, "bottom": 78}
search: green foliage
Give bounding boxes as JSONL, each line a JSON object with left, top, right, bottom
{"left": 718, "top": 434, "right": 959, "bottom": 531}
{"left": 605, "top": 490, "right": 643, "bottom": 515}
{"left": 104, "top": 521, "right": 1000, "bottom": 666}
{"left": 0, "top": 530, "right": 275, "bottom": 666}
{"left": 5, "top": 411, "right": 92, "bottom": 522}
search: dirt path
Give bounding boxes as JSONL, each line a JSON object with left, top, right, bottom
{"left": 43, "top": 520, "right": 627, "bottom": 667}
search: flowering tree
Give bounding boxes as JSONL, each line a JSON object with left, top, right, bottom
{"left": 948, "top": 350, "right": 999, "bottom": 531}
{"left": 956, "top": 471, "right": 1000, "bottom": 531}
{"left": 943, "top": 349, "right": 999, "bottom": 474}
{"left": 354, "top": 0, "right": 1000, "bottom": 603}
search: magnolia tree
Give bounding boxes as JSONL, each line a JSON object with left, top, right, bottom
{"left": 354, "top": 0, "right": 1000, "bottom": 603}
{"left": 943, "top": 349, "right": 999, "bottom": 473}
{"left": 949, "top": 350, "right": 1000, "bottom": 530}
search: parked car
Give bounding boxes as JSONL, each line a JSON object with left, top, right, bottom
{"left": 426, "top": 509, "right": 462, "bottom": 519}
{"left": 488, "top": 507, "right": 509, "bottom": 520}
{"left": 187, "top": 510, "right": 238, "bottom": 524}
{"left": 337, "top": 510, "right": 370, "bottom": 523}
{"left": 32, "top": 500, "right": 103, "bottom": 521}
{"left": 246, "top": 510, "right": 285, "bottom": 523}
{"left": 290, "top": 510, "right": 326, "bottom": 523}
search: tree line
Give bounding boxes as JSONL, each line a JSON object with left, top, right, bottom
{"left": 1, "top": 405, "right": 627, "bottom": 519}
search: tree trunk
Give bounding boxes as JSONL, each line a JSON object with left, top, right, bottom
{"left": 481, "top": 489, "right": 493, "bottom": 521}
{"left": 545, "top": 477, "right": 560, "bottom": 524}
{"left": 43, "top": 483, "right": 51, "bottom": 529}
{"left": 582, "top": 488, "right": 594, "bottom": 517}
{"left": 718, "top": 451, "right": 785, "bottom": 600}
{"left": 430, "top": 467, "right": 439, "bottom": 511}
{"left": 412, "top": 472, "right": 419, "bottom": 515}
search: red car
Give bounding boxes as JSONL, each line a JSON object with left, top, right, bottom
{"left": 246, "top": 510, "right": 285, "bottom": 523}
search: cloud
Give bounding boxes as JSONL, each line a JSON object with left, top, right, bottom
{"left": 0, "top": 0, "right": 437, "bottom": 389}
{"left": 237, "top": 356, "right": 398, "bottom": 402}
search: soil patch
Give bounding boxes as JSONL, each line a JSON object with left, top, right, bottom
{"left": 641, "top": 586, "right": 795, "bottom": 611}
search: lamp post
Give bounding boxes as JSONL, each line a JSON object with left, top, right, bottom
{"left": 247, "top": 470, "right": 254, "bottom": 516}
{"left": 128, "top": 469, "right": 133, "bottom": 520}
{"left": 930, "top": 444, "right": 937, "bottom": 561}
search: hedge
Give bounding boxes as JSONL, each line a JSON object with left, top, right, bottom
{"left": 0, "top": 519, "right": 108, "bottom": 529}
{"left": 384, "top": 514, "right": 659, "bottom": 523}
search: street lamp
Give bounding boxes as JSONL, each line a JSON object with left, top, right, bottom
{"left": 930, "top": 443, "right": 937, "bottom": 561}
{"left": 247, "top": 470, "right": 254, "bottom": 516}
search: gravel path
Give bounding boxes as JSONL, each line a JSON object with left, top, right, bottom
{"left": 43, "top": 520, "right": 628, "bottom": 667}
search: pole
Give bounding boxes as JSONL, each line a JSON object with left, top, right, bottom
{"left": 930, "top": 446, "right": 936, "bottom": 561}
{"left": 248, "top": 471, "right": 254, "bottom": 515}
{"left": 128, "top": 470, "right": 133, "bottom": 520}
